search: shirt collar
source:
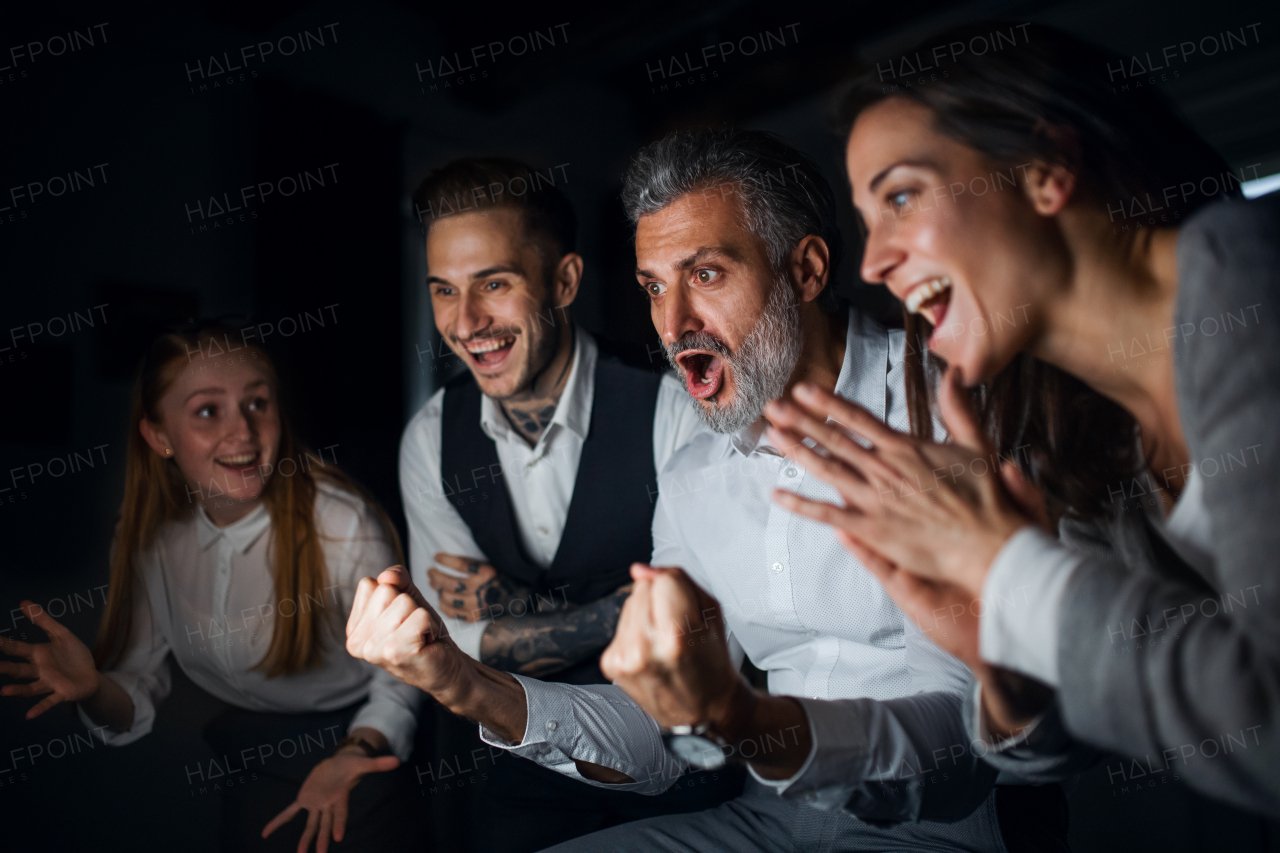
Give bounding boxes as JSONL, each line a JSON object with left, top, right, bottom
{"left": 726, "top": 306, "right": 890, "bottom": 459}
{"left": 479, "top": 327, "right": 598, "bottom": 446}
{"left": 195, "top": 501, "right": 272, "bottom": 553}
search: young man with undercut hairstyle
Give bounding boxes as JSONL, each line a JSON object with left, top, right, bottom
{"left": 399, "top": 158, "right": 740, "bottom": 851}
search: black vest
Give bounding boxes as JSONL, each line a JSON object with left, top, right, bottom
{"left": 440, "top": 350, "right": 661, "bottom": 680}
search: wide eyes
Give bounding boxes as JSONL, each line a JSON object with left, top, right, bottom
{"left": 888, "top": 190, "right": 913, "bottom": 212}
{"left": 695, "top": 269, "right": 719, "bottom": 284}
{"left": 643, "top": 281, "right": 667, "bottom": 297}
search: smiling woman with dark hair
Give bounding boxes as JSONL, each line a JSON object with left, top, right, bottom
{"left": 766, "top": 21, "right": 1280, "bottom": 817}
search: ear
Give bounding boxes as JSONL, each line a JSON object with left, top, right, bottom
{"left": 1021, "top": 161, "right": 1077, "bottom": 217}
{"left": 550, "top": 252, "right": 584, "bottom": 309}
{"left": 139, "top": 418, "right": 173, "bottom": 458}
{"left": 789, "top": 235, "right": 831, "bottom": 304}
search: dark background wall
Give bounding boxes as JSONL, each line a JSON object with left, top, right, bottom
{"left": 1, "top": 1, "right": 1277, "bottom": 850}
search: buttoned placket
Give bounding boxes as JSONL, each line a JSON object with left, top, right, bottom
{"left": 210, "top": 534, "right": 239, "bottom": 683}
{"left": 523, "top": 426, "right": 562, "bottom": 549}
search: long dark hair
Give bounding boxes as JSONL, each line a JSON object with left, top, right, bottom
{"left": 96, "top": 323, "right": 403, "bottom": 676}
{"left": 836, "top": 22, "right": 1239, "bottom": 520}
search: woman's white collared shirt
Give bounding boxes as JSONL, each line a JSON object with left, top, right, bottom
{"left": 79, "top": 482, "right": 420, "bottom": 760}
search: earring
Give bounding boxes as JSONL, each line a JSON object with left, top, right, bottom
{"left": 164, "top": 448, "right": 172, "bottom": 456}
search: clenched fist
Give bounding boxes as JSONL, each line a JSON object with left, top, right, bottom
{"left": 345, "top": 566, "right": 470, "bottom": 705}
{"left": 600, "top": 564, "right": 741, "bottom": 730}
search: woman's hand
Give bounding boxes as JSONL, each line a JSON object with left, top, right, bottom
{"left": 262, "top": 740, "right": 399, "bottom": 853}
{"left": 764, "top": 368, "right": 1046, "bottom": 602}
{"left": 0, "top": 601, "right": 103, "bottom": 718}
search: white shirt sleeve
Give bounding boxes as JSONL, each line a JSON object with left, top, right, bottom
{"left": 77, "top": 558, "right": 172, "bottom": 746}
{"left": 477, "top": 675, "right": 686, "bottom": 795}
{"left": 334, "top": 502, "right": 424, "bottom": 762}
{"left": 398, "top": 395, "right": 492, "bottom": 660}
{"left": 752, "top": 607, "right": 976, "bottom": 804}
{"left": 979, "top": 526, "right": 1086, "bottom": 687}
{"left": 474, "top": 480, "right": 706, "bottom": 796}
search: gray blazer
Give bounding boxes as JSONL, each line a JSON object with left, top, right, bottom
{"left": 984, "top": 195, "right": 1280, "bottom": 815}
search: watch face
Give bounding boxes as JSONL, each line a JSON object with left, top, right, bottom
{"left": 665, "top": 734, "right": 726, "bottom": 770}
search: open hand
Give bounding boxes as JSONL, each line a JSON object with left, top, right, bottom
{"left": 764, "top": 368, "right": 1044, "bottom": 601}
{"left": 262, "top": 748, "right": 398, "bottom": 853}
{"left": 600, "top": 565, "right": 739, "bottom": 729}
{"left": 0, "top": 601, "right": 101, "bottom": 719}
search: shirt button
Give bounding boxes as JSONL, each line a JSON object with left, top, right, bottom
{"left": 546, "top": 720, "right": 558, "bottom": 732}
{"left": 770, "top": 562, "right": 783, "bottom": 574}
{"left": 784, "top": 467, "right": 798, "bottom": 478}
{"left": 538, "top": 526, "right": 550, "bottom": 536}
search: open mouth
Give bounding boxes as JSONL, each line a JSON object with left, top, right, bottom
{"left": 462, "top": 335, "right": 516, "bottom": 368}
{"left": 214, "top": 451, "right": 259, "bottom": 472}
{"left": 676, "top": 351, "right": 726, "bottom": 401}
{"left": 903, "top": 276, "right": 952, "bottom": 330}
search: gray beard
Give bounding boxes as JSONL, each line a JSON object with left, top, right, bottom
{"left": 666, "top": 279, "right": 803, "bottom": 434}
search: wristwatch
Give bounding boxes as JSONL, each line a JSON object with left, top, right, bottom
{"left": 334, "top": 734, "right": 382, "bottom": 758}
{"left": 662, "top": 723, "right": 730, "bottom": 770}
{"left": 660, "top": 679, "right": 758, "bottom": 770}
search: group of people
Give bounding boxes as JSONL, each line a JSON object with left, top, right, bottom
{"left": 2, "top": 21, "right": 1276, "bottom": 853}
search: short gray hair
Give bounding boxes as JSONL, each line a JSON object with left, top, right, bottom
{"left": 621, "top": 128, "right": 843, "bottom": 309}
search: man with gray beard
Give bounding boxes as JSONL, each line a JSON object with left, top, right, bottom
{"left": 345, "top": 129, "right": 1067, "bottom": 852}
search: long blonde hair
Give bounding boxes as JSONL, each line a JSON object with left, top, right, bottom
{"left": 94, "top": 324, "right": 402, "bottom": 677}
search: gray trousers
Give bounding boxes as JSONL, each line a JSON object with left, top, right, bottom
{"left": 539, "top": 778, "right": 1008, "bottom": 853}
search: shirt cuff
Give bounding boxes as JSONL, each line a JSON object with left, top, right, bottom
{"left": 76, "top": 671, "right": 153, "bottom": 747}
{"left": 979, "top": 527, "right": 1083, "bottom": 687}
{"left": 477, "top": 675, "right": 671, "bottom": 794}
{"left": 748, "top": 698, "right": 819, "bottom": 796}
{"left": 348, "top": 694, "right": 420, "bottom": 762}
{"left": 966, "top": 679, "right": 1044, "bottom": 753}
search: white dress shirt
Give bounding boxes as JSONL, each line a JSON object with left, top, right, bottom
{"left": 478, "top": 310, "right": 973, "bottom": 806}
{"left": 79, "top": 483, "right": 422, "bottom": 761}
{"left": 979, "top": 467, "right": 1213, "bottom": 688}
{"left": 398, "top": 328, "right": 706, "bottom": 659}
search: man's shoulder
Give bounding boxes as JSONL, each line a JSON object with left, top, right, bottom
{"left": 659, "top": 429, "right": 724, "bottom": 478}
{"left": 400, "top": 385, "right": 449, "bottom": 466}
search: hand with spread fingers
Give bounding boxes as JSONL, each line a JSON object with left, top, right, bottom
{"left": 764, "top": 367, "right": 1047, "bottom": 606}
{"left": 261, "top": 728, "right": 399, "bottom": 853}
{"left": 0, "top": 601, "right": 103, "bottom": 718}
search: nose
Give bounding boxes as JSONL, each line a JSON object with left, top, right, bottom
{"left": 454, "top": 288, "right": 493, "bottom": 340}
{"left": 859, "top": 217, "right": 904, "bottom": 286}
{"left": 657, "top": 281, "right": 703, "bottom": 345}
{"left": 230, "top": 401, "right": 256, "bottom": 442}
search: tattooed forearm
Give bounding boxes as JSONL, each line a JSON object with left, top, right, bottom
{"left": 465, "top": 571, "right": 535, "bottom": 621}
{"left": 480, "top": 586, "right": 631, "bottom": 677}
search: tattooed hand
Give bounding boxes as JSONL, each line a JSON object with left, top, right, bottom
{"left": 429, "top": 553, "right": 537, "bottom": 622}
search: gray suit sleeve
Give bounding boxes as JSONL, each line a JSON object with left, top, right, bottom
{"left": 1056, "top": 197, "right": 1280, "bottom": 816}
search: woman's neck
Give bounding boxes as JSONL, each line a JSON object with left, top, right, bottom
{"left": 1030, "top": 208, "right": 1189, "bottom": 497}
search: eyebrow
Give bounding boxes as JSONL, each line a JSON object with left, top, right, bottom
{"left": 185, "top": 379, "right": 268, "bottom": 404}
{"left": 425, "top": 263, "right": 525, "bottom": 287}
{"left": 867, "top": 159, "right": 942, "bottom": 193}
{"left": 635, "top": 246, "right": 742, "bottom": 279}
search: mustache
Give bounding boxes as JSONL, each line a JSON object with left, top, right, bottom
{"left": 664, "top": 331, "right": 732, "bottom": 368}
{"left": 450, "top": 326, "right": 522, "bottom": 346}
